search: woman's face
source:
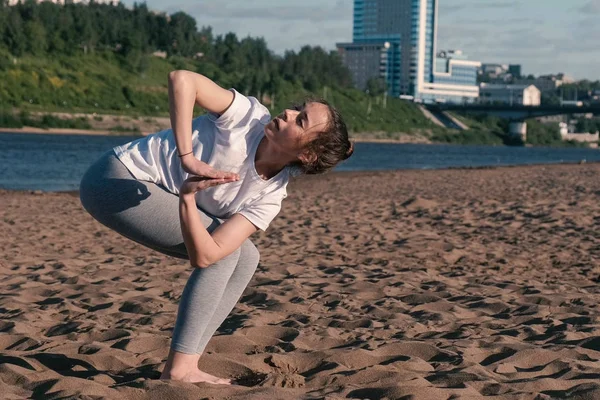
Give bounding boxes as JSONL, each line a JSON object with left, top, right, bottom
{"left": 264, "top": 102, "right": 330, "bottom": 159}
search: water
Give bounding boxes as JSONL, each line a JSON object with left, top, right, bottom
{"left": 1, "top": 132, "right": 599, "bottom": 192}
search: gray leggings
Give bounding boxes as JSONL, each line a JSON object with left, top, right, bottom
{"left": 79, "top": 150, "right": 260, "bottom": 355}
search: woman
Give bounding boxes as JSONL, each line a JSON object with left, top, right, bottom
{"left": 79, "top": 70, "right": 354, "bottom": 385}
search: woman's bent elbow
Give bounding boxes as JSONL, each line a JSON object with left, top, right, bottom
{"left": 191, "top": 251, "right": 216, "bottom": 268}
{"left": 190, "top": 247, "right": 243, "bottom": 269}
{"left": 168, "top": 70, "right": 186, "bottom": 85}
{"left": 191, "top": 257, "right": 211, "bottom": 269}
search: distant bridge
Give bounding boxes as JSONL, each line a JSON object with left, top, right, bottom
{"left": 422, "top": 104, "right": 600, "bottom": 141}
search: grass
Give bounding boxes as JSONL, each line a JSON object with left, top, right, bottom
{"left": 0, "top": 52, "right": 593, "bottom": 146}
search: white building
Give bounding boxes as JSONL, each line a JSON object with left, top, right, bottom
{"left": 479, "top": 83, "right": 541, "bottom": 106}
{"left": 425, "top": 50, "right": 481, "bottom": 104}
{"left": 559, "top": 122, "right": 599, "bottom": 146}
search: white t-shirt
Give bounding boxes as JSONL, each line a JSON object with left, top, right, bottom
{"left": 113, "top": 89, "right": 289, "bottom": 231}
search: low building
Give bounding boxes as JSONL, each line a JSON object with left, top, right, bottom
{"left": 417, "top": 50, "right": 481, "bottom": 104}
{"left": 559, "top": 122, "right": 599, "bottom": 147}
{"left": 479, "top": 83, "right": 541, "bottom": 106}
{"left": 513, "top": 75, "right": 565, "bottom": 94}
{"left": 479, "top": 63, "right": 522, "bottom": 81}
{"left": 480, "top": 63, "right": 509, "bottom": 79}
{"left": 508, "top": 64, "right": 522, "bottom": 79}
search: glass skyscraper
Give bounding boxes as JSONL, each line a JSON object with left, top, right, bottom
{"left": 338, "top": 0, "right": 480, "bottom": 103}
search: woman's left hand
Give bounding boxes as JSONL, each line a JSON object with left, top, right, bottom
{"left": 180, "top": 176, "right": 238, "bottom": 197}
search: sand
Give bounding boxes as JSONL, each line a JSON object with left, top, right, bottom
{"left": 1, "top": 163, "right": 600, "bottom": 400}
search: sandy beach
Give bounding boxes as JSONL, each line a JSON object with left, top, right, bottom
{"left": 1, "top": 163, "right": 600, "bottom": 399}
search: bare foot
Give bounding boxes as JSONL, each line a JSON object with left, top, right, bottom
{"left": 192, "top": 369, "right": 232, "bottom": 385}
{"left": 160, "top": 368, "right": 231, "bottom": 385}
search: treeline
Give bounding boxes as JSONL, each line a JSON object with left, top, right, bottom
{"left": 0, "top": 0, "right": 351, "bottom": 97}
{"left": 2, "top": 1, "right": 430, "bottom": 135}
{"left": 542, "top": 80, "right": 600, "bottom": 106}
{"left": 0, "top": 1, "right": 586, "bottom": 146}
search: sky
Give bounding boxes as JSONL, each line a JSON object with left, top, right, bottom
{"left": 122, "top": 0, "right": 600, "bottom": 81}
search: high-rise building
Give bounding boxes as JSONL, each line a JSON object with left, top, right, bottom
{"left": 337, "top": 0, "right": 480, "bottom": 103}
{"left": 336, "top": 42, "right": 392, "bottom": 94}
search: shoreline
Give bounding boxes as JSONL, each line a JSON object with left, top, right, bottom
{"left": 2, "top": 127, "right": 598, "bottom": 148}
{"left": 1, "top": 161, "right": 596, "bottom": 195}
{"left": 350, "top": 136, "right": 431, "bottom": 144}
{"left": 2, "top": 127, "right": 598, "bottom": 153}
{"left": 0, "top": 126, "right": 137, "bottom": 136}
{"left": 0, "top": 126, "right": 421, "bottom": 143}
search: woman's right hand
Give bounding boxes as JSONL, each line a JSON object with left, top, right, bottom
{"left": 180, "top": 175, "right": 238, "bottom": 197}
{"left": 180, "top": 153, "right": 239, "bottom": 180}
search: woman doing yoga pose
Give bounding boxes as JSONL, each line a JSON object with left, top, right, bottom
{"left": 79, "top": 70, "right": 353, "bottom": 384}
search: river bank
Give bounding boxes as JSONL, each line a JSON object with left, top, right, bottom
{"left": 2, "top": 110, "right": 597, "bottom": 148}
{"left": 0, "top": 125, "right": 432, "bottom": 144}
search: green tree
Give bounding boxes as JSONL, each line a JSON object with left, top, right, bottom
{"left": 575, "top": 118, "right": 600, "bottom": 133}
{"left": 168, "top": 12, "right": 199, "bottom": 56}
{"left": 4, "top": 8, "right": 26, "bottom": 55}
{"left": 541, "top": 93, "right": 560, "bottom": 105}
{"left": 24, "top": 20, "right": 47, "bottom": 55}
{"left": 366, "top": 77, "right": 387, "bottom": 96}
